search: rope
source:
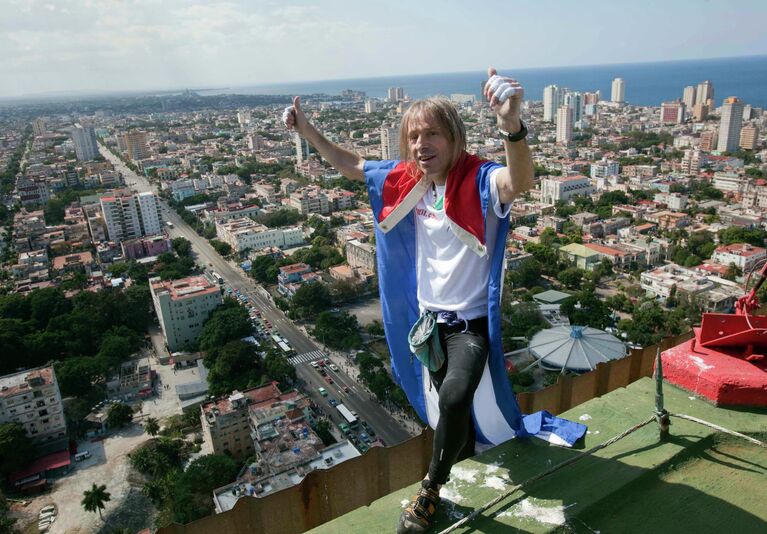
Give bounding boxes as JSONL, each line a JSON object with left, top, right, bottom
{"left": 437, "top": 412, "right": 766, "bottom": 534}
{"left": 436, "top": 416, "right": 655, "bottom": 534}
{"left": 670, "top": 413, "right": 767, "bottom": 449}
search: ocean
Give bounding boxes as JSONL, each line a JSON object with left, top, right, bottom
{"left": 198, "top": 55, "right": 767, "bottom": 109}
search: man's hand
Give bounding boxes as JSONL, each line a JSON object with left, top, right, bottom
{"left": 484, "top": 67, "right": 524, "bottom": 133}
{"left": 282, "top": 96, "right": 309, "bottom": 135}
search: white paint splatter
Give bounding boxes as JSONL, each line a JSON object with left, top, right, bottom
{"left": 484, "top": 463, "right": 501, "bottom": 474}
{"left": 587, "top": 430, "right": 600, "bottom": 435}
{"left": 688, "top": 396, "right": 696, "bottom": 400}
{"left": 579, "top": 414, "right": 592, "bottom": 421}
{"left": 450, "top": 466, "right": 478, "bottom": 484}
{"left": 497, "top": 498, "right": 572, "bottom": 525}
{"left": 400, "top": 499, "right": 410, "bottom": 508}
{"left": 439, "top": 487, "right": 464, "bottom": 504}
{"left": 689, "top": 355, "right": 714, "bottom": 372}
{"left": 482, "top": 476, "right": 507, "bottom": 490}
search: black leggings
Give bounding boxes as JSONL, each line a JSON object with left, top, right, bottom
{"left": 427, "top": 317, "right": 489, "bottom": 485}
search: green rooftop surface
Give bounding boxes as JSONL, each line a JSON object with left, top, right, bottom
{"left": 308, "top": 378, "right": 767, "bottom": 533}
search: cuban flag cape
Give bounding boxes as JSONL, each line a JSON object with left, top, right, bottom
{"left": 365, "top": 152, "right": 587, "bottom": 448}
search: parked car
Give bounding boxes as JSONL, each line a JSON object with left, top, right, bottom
{"left": 325, "top": 376, "right": 334, "bottom": 384}
{"left": 329, "top": 363, "right": 339, "bottom": 372}
{"left": 310, "top": 361, "right": 319, "bottom": 369}
{"left": 329, "top": 398, "right": 338, "bottom": 407}
{"left": 318, "top": 387, "right": 328, "bottom": 397}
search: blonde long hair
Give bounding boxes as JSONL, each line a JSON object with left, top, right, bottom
{"left": 398, "top": 97, "right": 466, "bottom": 172}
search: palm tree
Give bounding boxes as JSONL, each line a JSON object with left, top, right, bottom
{"left": 143, "top": 416, "right": 160, "bottom": 436}
{"left": 81, "top": 483, "right": 111, "bottom": 521}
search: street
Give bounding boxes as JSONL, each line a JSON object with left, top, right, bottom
{"left": 100, "top": 144, "right": 419, "bottom": 446}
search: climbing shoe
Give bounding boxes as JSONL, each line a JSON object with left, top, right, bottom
{"left": 396, "top": 479, "right": 441, "bottom": 533}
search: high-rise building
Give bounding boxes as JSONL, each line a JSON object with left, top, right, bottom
{"left": 364, "top": 100, "right": 377, "bottom": 113}
{"left": 699, "top": 129, "right": 718, "bottom": 152}
{"left": 696, "top": 81, "right": 714, "bottom": 108}
{"left": 742, "top": 104, "right": 753, "bottom": 121}
{"left": 236, "top": 110, "right": 251, "bottom": 127}
{"left": 556, "top": 105, "right": 573, "bottom": 144}
{"left": 381, "top": 125, "right": 400, "bottom": 160}
{"left": 32, "top": 117, "right": 47, "bottom": 137}
{"left": 387, "top": 87, "right": 405, "bottom": 102}
{"left": 717, "top": 97, "right": 744, "bottom": 153}
{"left": 564, "top": 91, "right": 583, "bottom": 124}
{"left": 583, "top": 91, "right": 600, "bottom": 106}
{"left": 294, "top": 133, "right": 311, "bottom": 164}
{"left": 0, "top": 365, "right": 67, "bottom": 450}
{"left": 693, "top": 102, "right": 709, "bottom": 122}
{"left": 122, "top": 131, "right": 150, "bottom": 161}
{"left": 682, "top": 86, "right": 697, "bottom": 109}
{"left": 681, "top": 149, "right": 704, "bottom": 176}
{"left": 660, "top": 100, "right": 685, "bottom": 124}
{"left": 247, "top": 133, "right": 262, "bottom": 152}
{"left": 611, "top": 78, "right": 625, "bottom": 103}
{"left": 739, "top": 124, "right": 758, "bottom": 150}
{"left": 71, "top": 125, "right": 99, "bottom": 161}
{"left": 543, "top": 85, "right": 562, "bottom": 122}
{"left": 150, "top": 275, "right": 223, "bottom": 352}
{"left": 100, "top": 190, "right": 162, "bottom": 244}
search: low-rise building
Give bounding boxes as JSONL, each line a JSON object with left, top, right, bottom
{"left": 216, "top": 217, "right": 303, "bottom": 252}
{"left": 711, "top": 243, "right": 767, "bottom": 273}
{"left": 540, "top": 175, "right": 594, "bottom": 205}
{"left": 0, "top": 366, "right": 67, "bottom": 450}
{"left": 150, "top": 275, "right": 223, "bottom": 352}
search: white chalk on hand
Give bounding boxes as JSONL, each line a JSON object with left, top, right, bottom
{"left": 282, "top": 106, "right": 293, "bottom": 127}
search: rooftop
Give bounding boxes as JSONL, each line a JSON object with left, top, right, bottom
{"left": 307, "top": 378, "right": 767, "bottom": 534}
{"left": 0, "top": 365, "right": 54, "bottom": 397}
{"left": 150, "top": 275, "right": 220, "bottom": 300}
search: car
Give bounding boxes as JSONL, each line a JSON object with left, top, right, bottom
{"left": 358, "top": 443, "right": 369, "bottom": 453}
{"left": 310, "top": 361, "right": 319, "bottom": 369}
{"left": 329, "top": 363, "right": 339, "bottom": 372}
{"left": 360, "top": 432, "right": 371, "bottom": 443}
{"left": 325, "top": 376, "right": 334, "bottom": 384}
{"left": 318, "top": 387, "right": 327, "bottom": 397}
{"left": 323, "top": 358, "right": 331, "bottom": 365}
{"left": 339, "top": 423, "right": 350, "bottom": 434}
{"left": 319, "top": 368, "right": 327, "bottom": 376}
{"left": 350, "top": 410, "right": 358, "bottom": 418}
{"left": 74, "top": 451, "right": 91, "bottom": 461}
{"left": 343, "top": 385, "right": 350, "bottom": 393}
{"left": 329, "top": 398, "right": 338, "bottom": 407}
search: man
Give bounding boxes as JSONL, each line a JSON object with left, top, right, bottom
{"left": 284, "top": 68, "right": 585, "bottom": 533}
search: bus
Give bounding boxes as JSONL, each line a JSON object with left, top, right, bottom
{"left": 165, "top": 220, "right": 174, "bottom": 229}
{"left": 336, "top": 404, "right": 358, "bottom": 428}
{"left": 210, "top": 272, "right": 223, "bottom": 285}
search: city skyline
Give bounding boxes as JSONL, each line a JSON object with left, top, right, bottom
{"left": 1, "top": 0, "right": 767, "bottom": 98}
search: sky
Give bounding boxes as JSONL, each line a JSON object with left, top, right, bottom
{"left": 1, "top": 0, "right": 767, "bottom": 98}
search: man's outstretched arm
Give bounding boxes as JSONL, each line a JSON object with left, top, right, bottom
{"left": 283, "top": 96, "right": 366, "bottom": 182}
{"left": 483, "top": 67, "right": 534, "bottom": 204}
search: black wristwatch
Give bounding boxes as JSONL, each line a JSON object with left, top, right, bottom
{"left": 498, "top": 120, "right": 528, "bottom": 143}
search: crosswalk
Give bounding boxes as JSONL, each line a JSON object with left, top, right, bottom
{"left": 289, "top": 350, "right": 326, "bottom": 366}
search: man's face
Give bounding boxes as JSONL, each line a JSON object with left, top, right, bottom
{"left": 407, "top": 115, "right": 452, "bottom": 181}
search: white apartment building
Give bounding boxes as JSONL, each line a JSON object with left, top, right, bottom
{"left": 71, "top": 125, "right": 99, "bottom": 161}
{"left": 696, "top": 80, "right": 714, "bottom": 107}
{"left": 295, "top": 133, "right": 310, "bottom": 164}
{"left": 681, "top": 149, "right": 705, "bottom": 176}
{"left": 653, "top": 192, "right": 688, "bottom": 211}
{"left": 215, "top": 217, "right": 303, "bottom": 252}
{"left": 717, "top": 97, "right": 744, "bottom": 153}
{"left": 540, "top": 175, "right": 594, "bottom": 205}
{"left": 150, "top": 276, "right": 223, "bottom": 352}
{"left": 590, "top": 159, "right": 619, "bottom": 179}
{"left": 253, "top": 182, "right": 277, "bottom": 204}
{"left": 346, "top": 239, "right": 376, "bottom": 272}
{"left": 0, "top": 365, "right": 67, "bottom": 447}
{"left": 381, "top": 125, "right": 400, "bottom": 160}
{"left": 563, "top": 91, "right": 583, "bottom": 124}
{"left": 683, "top": 85, "right": 696, "bottom": 108}
{"left": 712, "top": 171, "right": 748, "bottom": 194}
{"left": 289, "top": 186, "right": 330, "bottom": 215}
{"left": 100, "top": 190, "right": 162, "bottom": 244}
{"left": 364, "top": 100, "right": 377, "bottom": 113}
{"left": 741, "top": 185, "right": 767, "bottom": 210}
{"left": 711, "top": 243, "right": 767, "bottom": 273}
{"left": 611, "top": 78, "right": 625, "bottom": 103}
{"left": 543, "top": 85, "right": 562, "bottom": 123}
{"left": 555, "top": 105, "right": 573, "bottom": 144}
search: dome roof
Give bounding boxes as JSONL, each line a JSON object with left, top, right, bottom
{"left": 528, "top": 325, "right": 627, "bottom": 372}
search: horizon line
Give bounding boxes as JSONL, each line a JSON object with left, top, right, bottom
{"left": 1, "top": 52, "right": 765, "bottom": 103}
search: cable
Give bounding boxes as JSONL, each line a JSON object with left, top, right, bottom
{"left": 670, "top": 413, "right": 767, "bottom": 449}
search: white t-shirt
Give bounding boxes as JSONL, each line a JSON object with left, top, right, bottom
{"left": 415, "top": 168, "right": 510, "bottom": 320}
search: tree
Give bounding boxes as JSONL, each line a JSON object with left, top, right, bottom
{"left": 557, "top": 267, "right": 584, "bottom": 289}
{"left": 290, "top": 282, "right": 332, "bottom": 318}
{"left": 206, "top": 341, "right": 262, "bottom": 396}
{"left": 250, "top": 255, "right": 278, "bottom": 284}
{"left": 107, "top": 402, "right": 134, "bottom": 429}
{"left": 507, "top": 258, "right": 542, "bottom": 288}
{"left": 314, "top": 311, "right": 362, "bottom": 350}
{"left": 264, "top": 350, "right": 296, "bottom": 387}
{"left": 170, "top": 455, "right": 239, "bottom": 524}
{"left": 0, "top": 423, "right": 35, "bottom": 476}
{"left": 171, "top": 237, "right": 192, "bottom": 257}
{"left": 209, "top": 239, "right": 233, "bottom": 257}
{"left": 144, "top": 417, "right": 160, "bottom": 437}
{"left": 198, "top": 304, "right": 252, "bottom": 352}
{"left": 81, "top": 483, "right": 111, "bottom": 520}
{"left": 560, "top": 291, "right": 613, "bottom": 329}
{"left": 56, "top": 356, "right": 106, "bottom": 397}
{"left": 724, "top": 262, "right": 743, "bottom": 281}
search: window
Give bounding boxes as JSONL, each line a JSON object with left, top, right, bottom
{"left": 38, "top": 409, "right": 48, "bottom": 416}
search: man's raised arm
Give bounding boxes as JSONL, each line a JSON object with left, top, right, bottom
{"left": 483, "top": 67, "right": 534, "bottom": 204}
{"left": 282, "top": 96, "right": 366, "bottom": 182}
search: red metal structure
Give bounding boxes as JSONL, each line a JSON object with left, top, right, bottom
{"left": 661, "top": 260, "right": 767, "bottom": 406}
